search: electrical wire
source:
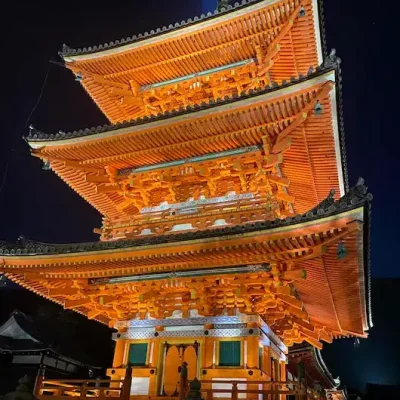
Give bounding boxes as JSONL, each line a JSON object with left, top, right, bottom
{"left": 0, "top": 62, "right": 52, "bottom": 196}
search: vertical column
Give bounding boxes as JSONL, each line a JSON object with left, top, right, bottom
{"left": 279, "top": 362, "right": 287, "bottom": 400}
{"left": 279, "top": 362, "right": 286, "bottom": 381}
{"left": 262, "top": 346, "right": 272, "bottom": 378}
{"left": 159, "top": 341, "right": 168, "bottom": 395}
{"left": 244, "top": 339, "right": 248, "bottom": 367}
{"left": 33, "top": 363, "right": 46, "bottom": 397}
{"left": 152, "top": 326, "right": 164, "bottom": 396}
{"left": 113, "top": 337, "right": 126, "bottom": 368}
{"left": 246, "top": 323, "right": 260, "bottom": 400}
{"left": 111, "top": 329, "right": 127, "bottom": 389}
{"left": 203, "top": 324, "right": 214, "bottom": 368}
{"left": 120, "top": 364, "right": 133, "bottom": 400}
{"left": 246, "top": 323, "right": 259, "bottom": 369}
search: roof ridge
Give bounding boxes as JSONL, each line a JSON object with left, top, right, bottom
{"left": 60, "top": 0, "right": 265, "bottom": 58}
{"left": 0, "top": 179, "right": 372, "bottom": 256}
{"left": 26, "top": 64, "right": 336, "bottom": 143}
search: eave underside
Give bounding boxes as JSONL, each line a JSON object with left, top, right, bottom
{"left": 0, "top": 201, "right": 371, "bottom": 347}
{"left": 288, "top": 345, "right": 336, "bottom": 389}
{"left": 29, "top": 71, "right": 344, "bottom": 230}
{"left": 63, "top": 0, "right": 321, "bottom": 123}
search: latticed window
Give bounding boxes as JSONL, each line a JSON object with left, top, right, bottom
{"left": 128, "top": 343, "right": 148, "bottom": 366}
{"left": 219, "top": 341, "right": 240, "bottom": 366}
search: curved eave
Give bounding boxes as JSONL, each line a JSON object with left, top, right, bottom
{"left": 1, "top": 204, "right": 371, "bottom": 335}
{"left": 0, "top": 182, "right": 372, "bottom": 336}
{"left": 26, "top": 68, "right": 347, "bottom": 221}
{"left": 288, "top": 344, "right": 337, "bottom": 389}
{"left": 0, "top": 183, "right": 370, "bottom": 258}
{"left": 314, "top": 347, "right": 337, "bottom": 388}
{"left": 26, "top": 68, "right": 336, "bottom": 147}
{"left": 363, "top": 200, "right": 373, "bottom": 329}
{"left": 61, "top": 0, "right": 324, "bottom": 64}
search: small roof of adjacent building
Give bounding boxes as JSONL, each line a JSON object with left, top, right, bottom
{"left": 0, "top": 310, "right": 101, "bottom": 369}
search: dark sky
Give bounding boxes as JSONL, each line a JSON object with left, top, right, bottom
{"left": 0, "top": 0, "right": 399, "bottom": 393}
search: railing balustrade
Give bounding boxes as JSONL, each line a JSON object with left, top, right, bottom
{"left": 37, "top": 377, "right": 323, "bottom": 400}
{"left": 38, "top": 379, "right": 124, "bottom": 399}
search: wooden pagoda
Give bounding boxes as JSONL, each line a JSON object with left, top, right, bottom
{"left": 1, "top": 1, "right": 371, "bottom": 399}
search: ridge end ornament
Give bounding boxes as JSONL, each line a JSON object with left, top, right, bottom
{"left": 323, "top": 48, "right": 342, "bottom": 69}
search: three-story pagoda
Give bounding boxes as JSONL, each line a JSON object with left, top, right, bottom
{"left": 0, "top": 1, "right": 371, "bottom": 398}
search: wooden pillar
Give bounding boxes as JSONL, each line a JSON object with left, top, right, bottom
{"left": 111, "top": 333, "right": 126, "bottom": 390}
{"left": 120, "top": 364, "right": 132, "bottom": 400}
{"left": 150, "top": 327, "right": 163, "bottom": 396}
{"left": 246, "top": 322, "right": 259, "bottom": 369}
{"left": 246, "top": 336, "right": 259, "bottom": 368}
{"left": 232, "top": 382, "right": 238, "bottom": 400}
{"left": 113, "top": 338, "right": 126, "bottom": 368}
{"left": 153, "top": 326, "right": 164, "bottom": 396}
{"left": 203, "top": 324, "right": 214, "bottom": 368}
{"left": 203, "top": 339, "right": 214, "bottom": 368}
{"left": 263, "top": 346, "right": 272, "bottom": 378}
{"left": 280, "top": 362, "right": 286, "bottom": 381}
{"left": 279, "top": 362, "right": 287, "bottom": 400}
{"left": 33, "top": 364, "right": 45, "bottom": 397}
{"left": 178, "top": 362, "right": 188, "bottom": 400}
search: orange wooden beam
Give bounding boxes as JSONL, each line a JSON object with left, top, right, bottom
{"left": 272, "top": 81, "right": 335, "bottom": 152}
{"left": 257, "top": 4, "right": 302, "bottom": 77}
{"left": 64, "top": 298, "right": 92, "bottom": 309}
{"left": 65, "top": 63, "right": 130, "bottom": 90}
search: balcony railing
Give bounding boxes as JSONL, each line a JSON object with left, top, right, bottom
{"left": 36, "top": 378, "right": 324, "bottom": 400}
{"left": 37, "top": 379, "right": 124, "bottom": 399}
{"left": 198, "top": 379, "right": 322, "bottom": 400}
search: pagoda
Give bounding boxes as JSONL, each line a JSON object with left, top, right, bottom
{"left": 0, "top": 0, "right": 371, "bottom": 399}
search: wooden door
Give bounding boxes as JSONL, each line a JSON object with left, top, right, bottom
{"left": 163, "top": 345, "right": 180, "bottom": 396}
{"left": 162, "top": 342, "right": 199, "bottom": 396}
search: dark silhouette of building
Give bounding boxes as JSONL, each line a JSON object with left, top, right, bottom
{"left": 0, "top": 311, "right": 103, "bottom": 395}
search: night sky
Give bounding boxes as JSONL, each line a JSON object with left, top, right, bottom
{"left": 0, "top": 0, "right": 399, "bottom": 393}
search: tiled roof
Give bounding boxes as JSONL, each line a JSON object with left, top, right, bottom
{"left": 288, "top": 342, "right": 337, "bottom": 389}
{"left": 0, "top": 311, "right": 101, "bottom": 368}
{"left": 0, "top": 178, "right": 372, "bottom": 257}
{"left": 26, "top": 64, "right": 338, "bottom": 143}
{"left": 60, "top": 0, "right": 295, "bottom": 57}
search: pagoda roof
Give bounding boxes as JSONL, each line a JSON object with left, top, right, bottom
{"left": 0, "top": 179, "right": 368, "bottom": 257}
{"left": 0, "top": 180, "right": 373, "bottom": 344}
{"left": 58, "top": 0, "right": 325, "bottom": 123}
{"left": 60, "top": 0, "right": 325, "bottom": 60}
{"left": 26, "top": 66, "right": 347, "bottom": 223}
{"left": 27, "top": 66, "right": 335, "bottom": 145}
{"left": 288, "top": 342, "right": 337, "bottom": 389}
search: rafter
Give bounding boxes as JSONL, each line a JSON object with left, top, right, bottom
{"left": 271, "top": 81, "right": 335, "bottom": 152}
{"left": 257, "top": 4, "right": 303, "bottom": 77}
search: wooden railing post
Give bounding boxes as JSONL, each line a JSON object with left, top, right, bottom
{"left": 298, "top": 387, "right": 307, "bottom": 400}
{"left": 187, "top": 377, "right": 202, "bottom": 400}
{"left": 80, "top": 383, "right": 88, "bottom": 400}
{"left": 120, "top": 364, "right": 133, "bottom": 400}
{"left": 33, "top": 364, "right": 45, "bottom": 396}
{"left": 179, "top": 362, "right": 188, "bottom": 400}
{"left": 232, "top": 382, "right": 238, "bottom": 400}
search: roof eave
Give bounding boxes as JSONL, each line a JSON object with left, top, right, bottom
{"left": 26, "top": 66, "right": 338, "bottom": 147}
{"left": 60, "top": 0, "right": 284, "bottom": 60}
{"left": 0, "top": 183, "right": 372, "bottom": 258}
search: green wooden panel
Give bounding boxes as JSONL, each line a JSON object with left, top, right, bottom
{"left": 128, "top": 343, "right": 148, "bottom": 366}
{"left": 219, "top": 341, "right": 240, "bottom": 366}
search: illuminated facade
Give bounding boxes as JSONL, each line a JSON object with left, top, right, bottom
{"left": 0, "top": 1, "right": 371, "bottom": 399}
